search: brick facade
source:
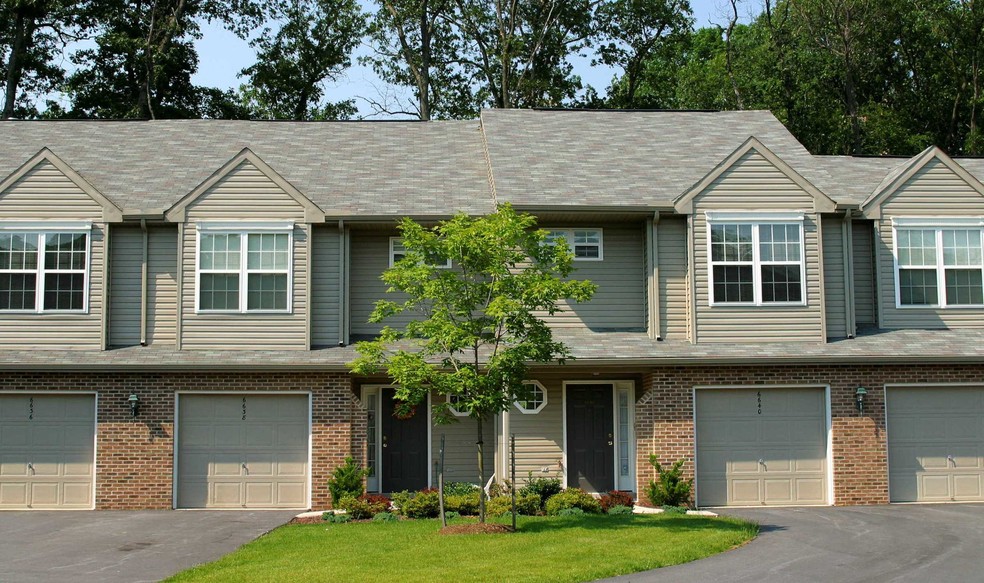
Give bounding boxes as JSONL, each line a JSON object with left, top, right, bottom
{"left": 0, "top": 372, "right": 366, "bottom": 510}
{"left": 635, "top": 363, "right": 984, "bottom": 506}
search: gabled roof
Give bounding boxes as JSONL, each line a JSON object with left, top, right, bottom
{"left": 673, "top": 137, "right": 836, "bottom": 214}
{"left": 860, "top": 146, "right": 984, "bottom": 218}
{"left": 480, "top": 109, "right": 830, "bottom": 209}
{"left": 0, "top": 120, "right": 494, "bottom": 217}
{"left": 166, "top": 148, "right": 325, "bottom": 222}
{"left": 0, "top": 147, "right": 123, "bottom": 221}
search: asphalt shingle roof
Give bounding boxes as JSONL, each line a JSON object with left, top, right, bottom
{"left": 0, "top": 119, "right": 495, "bottom": 216}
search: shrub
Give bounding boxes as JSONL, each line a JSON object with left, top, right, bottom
{"left": 443, "top": 511, "right": 461, "bottom": 521}
{"left": 557, "top": 507, "right": 585, "bottom": 517}
{"left": 661, "top": 505, "right": 688, "bottom": 515}
{"left": 399, "top": 489, "right": 441, "bottom": 519}
{"left": 487, "top": 480, "right": 512, "bottom": 499}
{"left": 391, "top": 490, "right": 413, "bottom": 512}
{"left": 607, "top": 505, "right": 634, "bottom": 516}
{"left": 372, "top": 511, "right": 398, "bottom": 522}
{"left": 600, "top": 490, "right": 635, "bottom": 513}
{"left": 445, "top": 492, "right": 480, "bottom": 516}
{"left": 644, "top": 455, "right": 693, "bottom": 508}
{"left": 321, "top": 511, "right": 351, "bottom": 524}
{"left": 519, "top": 473, "right": 563, "bottom": 509}
{"left": 545, "top": 489, "right": 602, "bottom": 515}
{"left": 443, "top": 482, "right": 480, "bottom": 496}
{"left": 338, "top": 494, "right": 390, "bottom": 519}
{"left": 486, "top": 493, "right": 541, "bottom": 517}
{"left": 328, "top": 457, "right": 369, "bottom": 506}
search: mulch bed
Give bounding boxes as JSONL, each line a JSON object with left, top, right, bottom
{"left": 439, "top": 523, "right": 514, "bottom": 535}
{"left": 291, "top": 516, "right": 328, "bottom": 525}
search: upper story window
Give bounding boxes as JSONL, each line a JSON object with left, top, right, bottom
{"left": 894, "top": 218, "right": 984, "bottom": 308}
{"left": 545, "top": 229, "right": 603, "bottom": 260}
{"left": 0, "top": 223, "right": 90, "bottom": 313}
{"left": 389, "top": 237, "right": 451, "bottom": 268}
{"left": 706, "top": 212, "right": 805, "bottom": 306}
{"left": 197, "top": 222, "right": 293, "bottom": 313}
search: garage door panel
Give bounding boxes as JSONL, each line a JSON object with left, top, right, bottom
{"left": 953, "top": 475, "right": 982, "bottom": 498}
{"left": 30, "top": 483, "right": 59, "bottom": 506}
{"left": 921, "top": 475, "right": 951, "bottom": 499}
{"left": 180, "top": 424, "right": 212, "bottom": 447}
{"left": 1, "top": 426, "right": 28, "bottom": 446}
{"left": 0, "top": 482, "right": 27, "bottom": 505}
{"left": 63, "top": 482, "right": 92, "bottom": 506}
{"left": 697, "top": 388, "right": 827, "bottom": 507}
{"left": 948, "top": 417, "right": 979, "bottom": 440}
{"left": 177, "top": 394, "right": 309, "bottom": 509}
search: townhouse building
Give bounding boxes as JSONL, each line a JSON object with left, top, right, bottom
{"left": 0, "top": 110, "right": 982, "bottom": 510}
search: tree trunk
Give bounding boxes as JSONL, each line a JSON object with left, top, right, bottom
{"left": 3, "top": 10, "right": 28, "bottom": 120}
{"left": 477, "top": 415, "right": 486, "bottom": 523}
{"left": 418, "top": 0, "right": 431, "bottom": 120}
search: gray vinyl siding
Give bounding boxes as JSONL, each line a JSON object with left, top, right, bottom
{"left": 540, "top": 224, "right": 646, "bottom": 330}
{"left": 508, "top": 380, "right": 564, "bottom": 487}
{"left": 658, "top": 216, "right": 688, "bottom": 339}
{"left": 430, "top": 404, "right": 493, "bottom": 487}
{"left": 852, "top": 221, "right": 877, "bottom": 326}
{"left": 311, "top": 225, "right": 341, "bottom": 347}
{"left": 180, "top": 161, "right": 308, "bottom": 349}
{"left": 821, "top": 216, "right": 847, "bottom": 338}
{"left": 109, "top": 226, "right": 177, "bottom": 347}
{"left": 349, "top": 231, "right": 412, "bottom": 336}
{"left": 877, "top": 158, "right": 984, "bottom": 328}
{"left": 0, "top": 161, "right": 105, "bottom": 349}
{"left": 693, "top": 151, "right": 824, "bottom": 342}
{"left": 0, "top": 161, "right": 104, "bottom": 218}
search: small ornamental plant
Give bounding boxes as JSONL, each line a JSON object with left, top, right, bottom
{"left": 644, "top": 455, "right": 693, "bottom": 508}
{"left": 600, "top": 490, "right": 635, "bottom": 513}
{"left": 328, "top": 457, "right": 369, "bottom": 506}
{"left": 545, "top": 488, "right": 602, "bottom": 515}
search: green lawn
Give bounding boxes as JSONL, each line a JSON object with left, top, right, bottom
{"left": 166, "top": 514, "right": 757, "bottom": 583}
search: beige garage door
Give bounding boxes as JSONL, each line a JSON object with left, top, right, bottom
{"left": 177, "top": 394, "right": 309, "bottom": 509}
{"left": 0, "top": 394, "right": 95, "bottom": 509}
{"left": 888, "top": 387, "right": 984, "bottom": 502}
{"left": 696, "top": 388, "right": 828, "bottom": 507}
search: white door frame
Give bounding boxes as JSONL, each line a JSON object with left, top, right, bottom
{"left": 173, "top": 391, "right": 313, "bottom": 510}
{"left": 561, "top": 380, "right": 635, "bottom": 492}
{"left": 0, "top": 391, "right": 98, "bottom": 511}
{"left": 691, "top": 384, "right": 833, "bottom": 508}
{"left": 361, "top": 385, "right": 433, "bottom": 493}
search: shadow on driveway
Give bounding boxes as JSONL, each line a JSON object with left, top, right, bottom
{"left": 0, "top": 510, "right": 296, "bottom": 583}
{"left": 600, "top": 504, "right": 984, "bottom": 583}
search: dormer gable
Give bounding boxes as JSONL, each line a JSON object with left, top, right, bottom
{"left": 165, "top": 148, "right": 326, "bottom": 223}
{"left": 860, "top": 146, "right": 984, "bottom": 219}
{"left": 0, "top": 148, "right": 123, "bottom": 222}
{"left": 674, "top": 137, "right": 836, "bottom": 214}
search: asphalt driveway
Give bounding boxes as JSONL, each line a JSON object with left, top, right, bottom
{"left": 603, "top": 503, "right": 984, "bottom": 583}
{"left": 0, "top": 510, "right": 296, "bottom": 583}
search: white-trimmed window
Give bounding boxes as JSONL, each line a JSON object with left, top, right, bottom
{"left": 545, "top": 229, "right": 603, "bottom": 260}
{"left": 707, "top": 213, "right": 805, "bottom": 305}
{"left": 514, "top": 381, "right": 547, "bottom": 414}
{"left": 447, "top": 394, "right": 469, "bottom": 417}
{"left": 197, "top": 223, "right": 293, "bottom": 313}
{"left": 389, "top": 237, "right": 451, "bottom": 268}
{"left": 894, "top": 219, "right": 984, "bottom": 307}
{"left": 0, "top": 224, "right": 90, "bottom": 313}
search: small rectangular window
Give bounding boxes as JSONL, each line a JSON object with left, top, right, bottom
{"left": 197, "top": 229, "right": 292, "bottom": 313}
{"left": 0, "top": 230, "right": 88, "bottom": 313}
{"left": 389, "top": 237, "right": 451, "bottom": 268}
{"left": 546, "top": 228, "right": 603, "bottom": 261}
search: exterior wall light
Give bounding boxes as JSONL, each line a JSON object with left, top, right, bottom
{"left": 855, "top": 387, "right": 868, "bottom": 415}
{"left": 128, "top": 393, "right": 141, "bottom": 418}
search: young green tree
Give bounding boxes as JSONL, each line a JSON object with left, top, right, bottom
{"left": 349, "top": 205, "right": 596, "bottom": 522}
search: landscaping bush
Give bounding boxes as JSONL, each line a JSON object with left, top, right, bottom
{"left": 545, "top": 488, "right": 602, "bottom": 515}
{"left": 600, "top": 490, "right": 635, "bottom": 513}
{"left": 557, "top": 507, "right": 585, "bottom": 517}
{"left": 372, "top": 512, "right": 398, "bottom": 522}
{"left": 445, "top": 492, "right": 480, "bottom": 515}
{"left": 661, "top": 505, "right": 689, "bottom": 515}
{"left": 338, "top": 494, "right": 390, "bottom": 519}
{"left": 328, "top": 457, "right": 369, "bottom": 506}
{"left": 443, "top": 482, "right": 480, "bottom": 496}
{"left": 390, "top": 490, "right": 413, "bottom": 512}
{"left": 519, "top": 473, "right": 563, "bottom": 509}
{"left": 486, "top": 493, "right": 541, "bottom": 517}
{"left": 397, "top": 489, "right": 441, "bottom": 519}
{"left": 443, "top": 511, "right": 461, "bottom": 521}
{"left": 644, "top": 455, "right": 693, "bottom": 508}
{"left": 487, "top": 480, "right": 512, "bottom": 499}
{"left": 321, "top": 511, "right": 351, "bottom": 524}
{"left": 607, "top": 505, "right": 634, "bottom": 516}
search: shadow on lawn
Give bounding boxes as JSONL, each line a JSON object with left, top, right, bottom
{"left": 512, "top": 515, "right": 758, "bottom": 536}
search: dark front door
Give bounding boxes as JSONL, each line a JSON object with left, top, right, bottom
{"left": 380, "top": 390, "right": 429, "bottom": 492}
{"left": 566, "top": 383, "right": 615, "bottom": 492}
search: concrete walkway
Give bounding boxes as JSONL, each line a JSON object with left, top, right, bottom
{"left": 0, "top": 510, "right": 296, "bottom": 583}
{"left": 601, "top": 504, "right": 984, "bottom": 583}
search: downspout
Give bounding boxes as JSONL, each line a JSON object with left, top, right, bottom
{"left": 842, "top": 212, "right": 856, "bottom": 338}
{"left": 140, "top": 219, "right": 148, "bottom": 346}
{"left": 338, "top": 219, "right": 346, "bottom": 346}
{"left": 648, "top": 213, "right": 662, "bottom": 341}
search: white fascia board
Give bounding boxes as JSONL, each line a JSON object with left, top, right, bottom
{"left": 196, "top": 220, "right": 295, "bottom": 232}
{"left": 704, "top": 211, "right": 806, "bottom": 222}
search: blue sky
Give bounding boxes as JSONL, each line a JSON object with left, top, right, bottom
{"left": 191, "top": 0, "right": 741, "bottom": 118}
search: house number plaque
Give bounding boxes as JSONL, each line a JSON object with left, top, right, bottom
{"left": 242, "top": 397, "right": 247, "bottom": 421}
